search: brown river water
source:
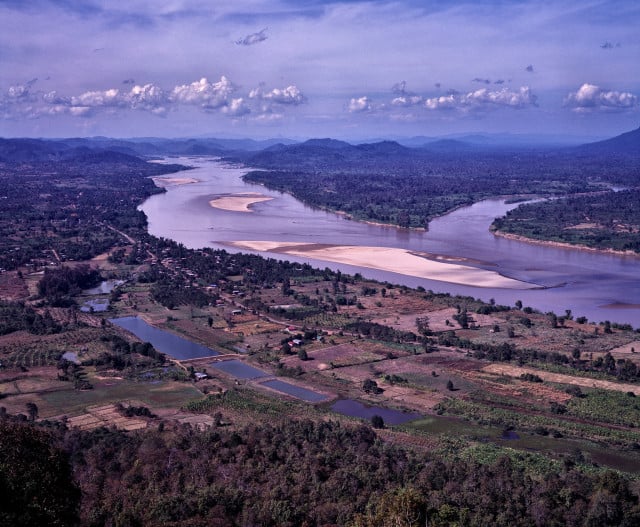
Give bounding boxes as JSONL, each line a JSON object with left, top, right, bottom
{"left": 141, "top": 158, "right": 640, "bottom": 327}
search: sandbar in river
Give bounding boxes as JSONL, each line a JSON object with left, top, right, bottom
{"left": 228, "top": 241, "right": 537, "bottom": 289}
{"left": 209, "top": 192, "right": 274, "bottom": 212}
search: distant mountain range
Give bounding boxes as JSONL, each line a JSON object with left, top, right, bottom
{"left": 368, "top": 132, "right": 605, "bottom": 148}
{"left": 1, "top": 126, "right": 638, "bottom": 164}
{"left": 0, "top": 137, "right": 231, "bottom": 163}
{"left": 0, "top": 137, "right": 153, "bottom": 164}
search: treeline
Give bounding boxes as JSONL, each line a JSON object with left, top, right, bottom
{"left": 83, "top": 334, "right": 166, "bottom": 373}
{"left": 37, "top": 265, "right": 102, "bottom": 307}
{"left": 2, "top": 417, "right": 640, "bottom": 526}
{"left": 437, "top": 331, "right": 640, "bottom": 382}
{"left": 344, "top": 320, "right": 418, "bottom": 343}
{"left": 0, "top": 300, "right": 61, "bottom": 335}
{"left": 492, "top": 189, "right": 640, "bottom": 253}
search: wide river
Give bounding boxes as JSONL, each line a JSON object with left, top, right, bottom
{"left": 141, "top": 158, "right": 640, "bottom": 327}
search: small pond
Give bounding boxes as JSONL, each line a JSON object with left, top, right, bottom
{"left": 501, "top": 430, "right": 521, "bottom": 440}
{"left": 109, "top": 316, "right": 219, "bottom": 360}
{"left": 211, "top": 359, "right": 267, "bottom": 379}
{"left": 84, "top": 279, "right": 125, "bottom": 295}
{"left": 80, "top": 299, "right": 110, "bottom": 313}
{"left": 61, "top": 351, "right": 80, "bottom": 364}
{"left": 331, "top": 399, "right": 422, "bottom": 425}
{"left": 262, "top": 379, "right": 329, "bottom": 403}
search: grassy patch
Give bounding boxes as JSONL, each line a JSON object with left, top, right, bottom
{"left": 41, "top": 377, "right": 202, "bottom": 416}
{"left": 567, "top": 389, "right": 640, "bottom": 427}
{"left": 437, "top": 397, "right": 640, "bottom": 447}
{"left": 184, "top": 386, "right": 315, "bottom": 418}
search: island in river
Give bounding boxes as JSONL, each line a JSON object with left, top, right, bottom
{"left": 209, "top": 192, "right": 274, "bottom": 212}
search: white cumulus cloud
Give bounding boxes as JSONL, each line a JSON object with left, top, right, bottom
{"left": 65, "top": 84, "right": 168, "bottom": 115}
{"left": 6, "top": 78, "right": 38, "bottom": 101}
{"left": 425, "top": 86, "right": 536, "bottom": 111}
{"left": 127, "top": 83, "right": 167, "bottom": 114}
{"left": 71, "top": 88, "right": 122, "bottom": 108}
{"left": 348, "top": 96, "right": 372, "bottom": 113}
{"left": 170, "top": 76, "right": 236, "bottom": 110}
{"left": 467, "top": 86, "right": 536, "bottom": 108}
{"left": 564, "top": 83, "right": 638, "bottom": 112}
{"left": 223, "top": 97, "right": 251, "bottom": 117}
{"left": 249, "top": 84, "right": 305, "bottom": 105}
{"left": 390, "top": 81, "right": 422, "bottom": 107}
{"left": 264, "top": 85, "right": 305, "bottom": 105}
{"left": 424, "top": 94, "right": 458, "bottom": 110}
{"left": 0, "top": 74, "right": 307, "bottom": 122}
{"left": 391, "top": 95, "right": 423, "bottom": 107}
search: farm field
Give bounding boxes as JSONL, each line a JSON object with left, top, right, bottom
{"left": 3, "top": 252, "right": 640, "bottom": 472}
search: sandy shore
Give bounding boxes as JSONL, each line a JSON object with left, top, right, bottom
{"left": 209, "top": 193, "right": 274, "bottom": 212}
{"left": 228, "top": 241, "right": 537, "bottom": 289}
{"left": 151, "top": 176, "right": 199, "bottom": 187}
{"left": 493, "top": 230, "right": 640, "bottom": 257}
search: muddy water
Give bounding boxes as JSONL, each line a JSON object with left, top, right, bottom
{"left": 140, "top": 158, "right": 640, "bottom": 326}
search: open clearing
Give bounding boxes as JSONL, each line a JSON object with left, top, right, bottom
{"left": 483, "top": 363, "right": 640, "bottom": 395}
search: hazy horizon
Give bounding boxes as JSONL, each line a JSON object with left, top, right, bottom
{"left": 1, "top": 0, "right": 639, "bottom": 140}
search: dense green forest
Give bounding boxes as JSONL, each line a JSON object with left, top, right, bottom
{"left": 240, "top": 143, "right": 640, "bottom": 230}
{"left": 492, "top": 190, "right": 640, "bottom": 253}
{"left": 3, "top": 416, "right": 640, "bottom": 527}
{"left": 0, "top": 152, "right": 185, "bottom": 270}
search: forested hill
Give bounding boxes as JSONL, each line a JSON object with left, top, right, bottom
{"left": 4, "top": 417, "right": 640, "bottom": 526}
{"left": 0, "top": 136, "right": 226, "bottom": 160}
{"left": 0, "top": 136, "right": 299, "bottom": 161}
{"left": 0, "top": 137, "right": 185, "bottom": 166}
{"left": 238, "top": 129, "right": 640, "bottom": 229}
{"left": 243, "top": 139, "right": 416, "bottom": 170}
{"left": 576, "top": 126, "right": 640, "bottom": 158}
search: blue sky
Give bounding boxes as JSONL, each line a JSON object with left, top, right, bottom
{"left": 1, "top": 0, "right": 639, "bottom": 140}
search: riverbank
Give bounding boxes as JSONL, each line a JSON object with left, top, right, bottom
{"left": 492, "top": 230, "right": 640, "bottom": 258}
{"left": 227, "top": 241, "right": 536, "bottom": 289}
{"left": 209, "top": 193, "right": 274, "bottom": 212}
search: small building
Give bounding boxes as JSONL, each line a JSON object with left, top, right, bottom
{"left": 194, "top": 372, "right": 208, "bottom": 381}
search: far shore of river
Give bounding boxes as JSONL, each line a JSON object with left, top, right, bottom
{"left": 227, "top": 241, "right": 537, "bottom": 289}
{"left": 492, "top": 230, "right": 640, "bottom": 258}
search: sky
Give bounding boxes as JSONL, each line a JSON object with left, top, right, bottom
{"left": 1, "top": 0, "right": 639, "bottom": 140}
